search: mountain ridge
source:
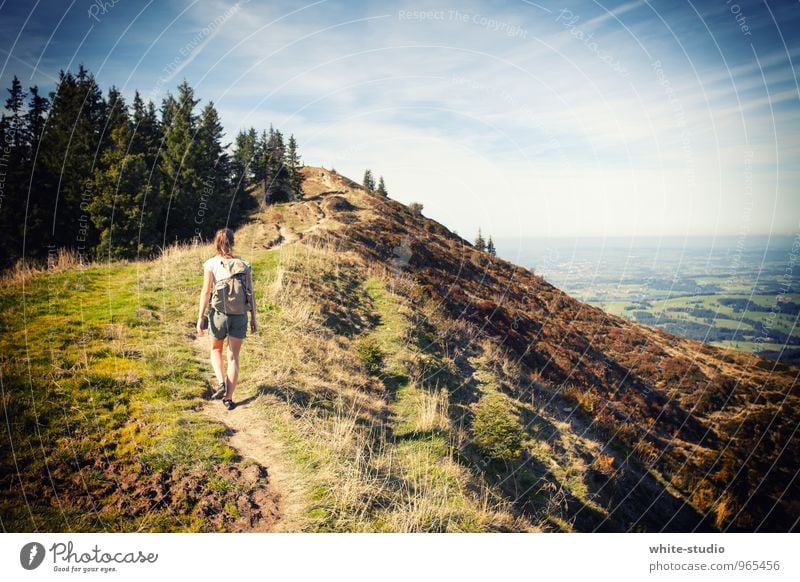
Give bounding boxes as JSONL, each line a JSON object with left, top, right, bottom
{"left": 1, "top": 165, "right": 796, "bottom": 532}
{"left": 285, "top": 166, "right": 799, "bottom": 531}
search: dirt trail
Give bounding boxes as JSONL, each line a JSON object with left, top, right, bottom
{"left": 187, "top": 193, "right": 334, "bottom": 530}
{"left": 202, "top": 392, "right": 307, "bottom": 531}
{"left": 279, "top": 199, "right": 328, "bottom": 245}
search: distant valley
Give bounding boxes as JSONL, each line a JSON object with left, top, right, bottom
{"left": 495, "top": 235, "right": 800, "bottom": 365}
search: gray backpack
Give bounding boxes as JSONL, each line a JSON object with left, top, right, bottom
{"left": 210, "top": 257, "right": 252, "bottom": 315}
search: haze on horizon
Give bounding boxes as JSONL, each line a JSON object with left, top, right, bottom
{"left": 1, "top": 0, "right": 798, "bottom": 240}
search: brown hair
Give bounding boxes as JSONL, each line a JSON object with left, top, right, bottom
{"left": 214, "top": 228, "right": 235, "bottom": 257}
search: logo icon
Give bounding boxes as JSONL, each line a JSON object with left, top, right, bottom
{"left": 20, "top": 542, "right": 46, "bottom": 570}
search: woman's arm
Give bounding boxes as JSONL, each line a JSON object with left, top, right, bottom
{"left": 197, "top": 269, "right": 213, "bottom": 335}
{"left": 247, "top": 269, "right": 258, "bottom": 333}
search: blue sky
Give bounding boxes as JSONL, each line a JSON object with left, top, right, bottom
{"left": 1, "top": 0, "right": 799, "bottom": 240}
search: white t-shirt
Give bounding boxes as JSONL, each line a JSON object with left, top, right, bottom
{"left": 203, "top": 255, "right": 251, "bottom": 284}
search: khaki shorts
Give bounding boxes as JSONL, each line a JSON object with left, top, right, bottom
{"left": 209, "top": 308, "right": 248, "bottom": 340}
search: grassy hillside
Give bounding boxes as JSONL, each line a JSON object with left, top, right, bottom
{"left": 1, "top": 167, "right": 797, "bottom": 532}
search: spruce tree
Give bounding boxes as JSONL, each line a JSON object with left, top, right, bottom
{"left": 253, "top": 129, "right": 268, "bottom": 190}
{"left": 0, "top": 67, "right": 306, "bottom": 261}
{"left": 18, "top": 85, "right": 50, "bottom": 262}
{"left": 131, "top": 92, "right": 162, "bottom": 167}
{"left": 130, "top": 92, "right": 163, "bottom": 252}
{"left": 232, "top": 127, "right": 257, "bottom": 192}
{"left": 197, "top": 101, "right": 256, "bottom": 231}
{"left": 2, "top": 76, "right": 25, "bottom": 150}
{"left": 255, "top": 126, "right": 288, "bottom": 203}
{"left": 159, "top": 80, "right": 202, "bottom": 244}
{"left": 487, "top": 235, "right": 496, "bottom": 256}
{"left": 37, "top": 66, "right": 106, "bottom": 258}
{"left": 0, "top": 77, "right": 27, "bottom": 263}
{"left": 90, "top": 90, "right": 156, "bottom": 259}
{"left": 474, "top": 228, "right": 486, "bottom": 251}
{"left": 363, "top": 169, "right": 375, "bottom": 191}
{"left": 245, "top": 127, "right": 258, "bottom": 186}
{"left": 377, "top": 175, "right": 387, "bottom": 197}
{"left": 25, "top": 86, "right": 49, "bottom": 157}
{"left": 286, "top": 134, "right": 303, "bottom": 200}
{"left": 266, "top": 128, "right": 289, "bottom": 202}
{"left": 196, "top": 101, "right": 225, "bottom": 234}
{"left": 100, "top": 86, "right": 128, "bottom": 152}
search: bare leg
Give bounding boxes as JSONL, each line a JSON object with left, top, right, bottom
{"left": 210, "top": 338, "right": 225, "bottom": 385}
{"left": 225, "top": 336, "right": 243, "bottom": 400}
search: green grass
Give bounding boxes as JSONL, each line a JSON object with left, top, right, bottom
{"left": 362, "top": 278, "right": 407, "bottom": 360}
{"left": 242, "top": 273, "right": 517, "bottom": 532}
{"left": 0, "top": 246, "right": 250, "bottom": 531}
{"left": 590, "top": 290, "right": 800, "bottom": 353}
{"left": 590, "top": 301, "right": 631, "bottom": 316}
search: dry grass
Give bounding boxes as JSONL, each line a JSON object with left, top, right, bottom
{"left": 416, "top": 387, "right": 451, "bottom": 434}
{"left": 11, "top": 166, "right": 785, "bottom": 532}
{"left": 260, "top": 391, "right": 525, "bottom": 532}
{"left": 590, "top": 454, "right": 616, "bottom": 477}
{"left": 216, "top": 234, "right": 529, "bottom": 531}
{"left": 1, "top": 247, "right": 92, "bottom": 285}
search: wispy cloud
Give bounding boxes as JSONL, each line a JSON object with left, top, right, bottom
{"left": 1, "top": 0, "right": 797, "bottom": 236}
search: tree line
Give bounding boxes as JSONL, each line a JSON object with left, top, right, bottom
{"left": 362, "top": 169, "right": 388, "bottom": 196}
{"left": 0, "top": 66, "right": 304, "bottom": 267}
{"left": 474, "top": 228, "right": 496, "bottom": 256}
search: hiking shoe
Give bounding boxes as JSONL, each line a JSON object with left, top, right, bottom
{"left": 211, "top": 381, "right": 226, "bottom": 400}
{"left": 223, "top": 398, "right": 236, "bottom": 410}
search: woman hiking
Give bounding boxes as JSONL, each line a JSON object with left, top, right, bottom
{"left": 197, "top": 227, "right": 257, "bottom": 410}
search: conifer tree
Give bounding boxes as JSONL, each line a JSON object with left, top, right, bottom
{"left": 0, "top": 67, "right": 305, "bottom": 261}
{"left": 474, "top": 228, "right": 486, "bottom": 252}
{"left": 255, "top": 126, "right": 291, "bottom": 203}
{"left": 487, "top": 235, "right": 496, "bottom": 256}
{"left": 25, "top": 85, "right": 49, "bottom": 157}
{"left": 252, "top": 128, "right": 268, "bottom": 189}
{"left": 0, "top": 76, "right": 27, "bottom": 262}
{"left": 266, "top": 128, "right": 289, "bottom": 202}
{"left": 232, "top": 127, "right": 257, "bottom": 191}
{"left": 363, "top": 169, "right": 375, "bottom": 191}
{"left": 17, "top": 85, "right": 50, "bottom": 261}
{"left": 377, "top": 175, "right": 387, "bottom": 197}
{"left": 37, "top": 66, "right": 106, "bottom": 256}
{"left": 2, "top": 76, "right": 25, "bottom": 150}
{"left": 131, "top": 92, "right": 162, "bottom": 167}
{"left": 159, "top": 80, "right": 202, "bottom": 243}
{"left": 286, "top": 134, "right": 304, "bottom": 200}
{"left": 90, "top": 90, "right": 155, "bottom": 259}
{"left": 130, "top": 92, "right": 163, "bottom": 251}
{"left": 196, "top": 101, "right": 228, "bottom": 233}
{"left": 100, "top": 86, "right": 128, "bottom": 152}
